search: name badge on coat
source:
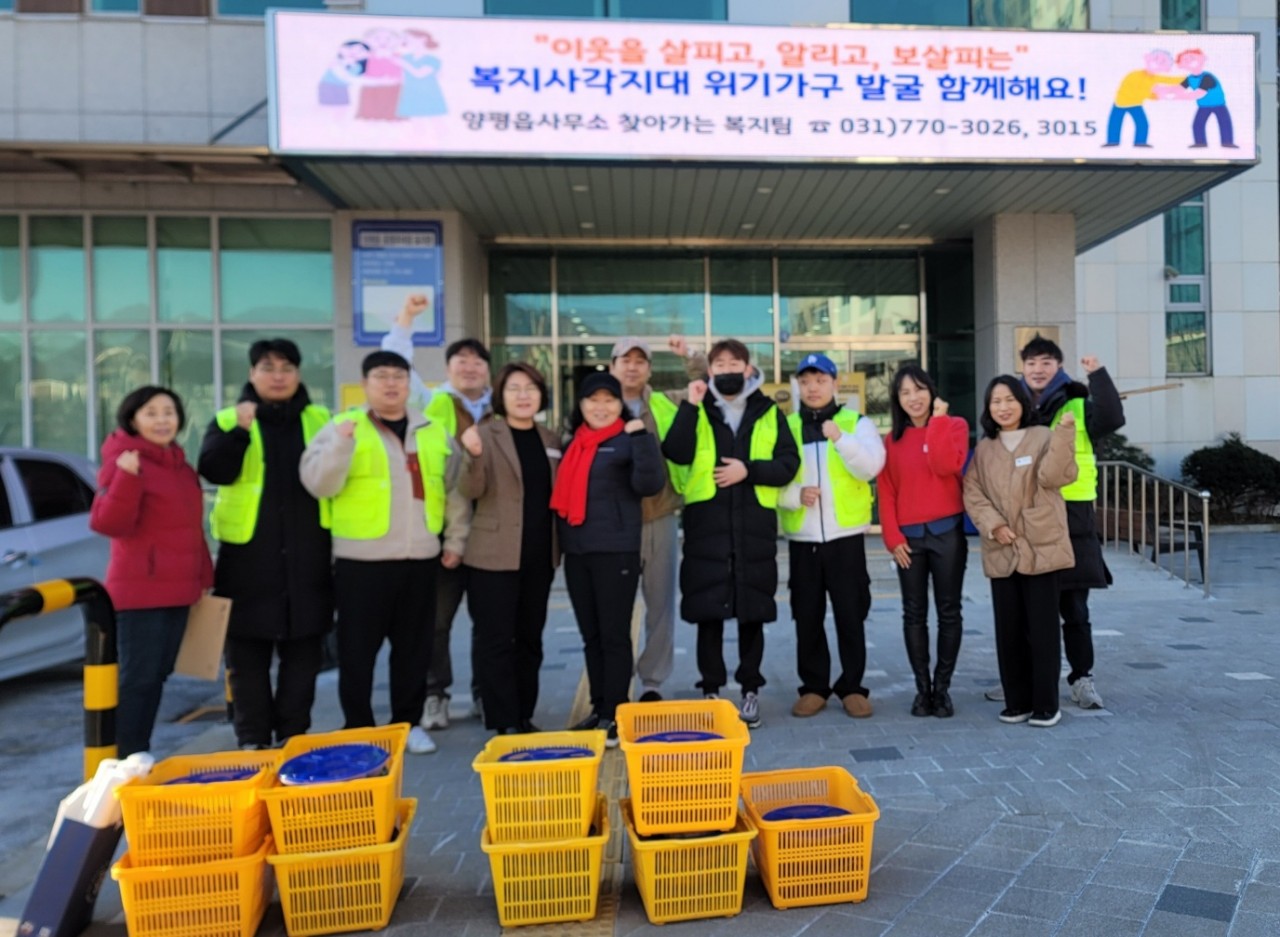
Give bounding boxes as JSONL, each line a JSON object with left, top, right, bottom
{"left": 545, "top": 448, "right": 562, "bottom": 459}
{"left": 1015, "top": 455, "right": 1033, "bottom": 467}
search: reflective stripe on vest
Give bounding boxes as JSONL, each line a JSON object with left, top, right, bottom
{"left": 210, "top": 403, "right": 331, "bottom": 545}
{"left": 1051, "top": 398, "right": 1097, "bottom": 501}
{"left": 329, "top": 410, "right": 451, "bottom": 538}
{"left": 425, "top": 390, "right": 458, "bottom": 438}
{"left": 681, "top": 403, "right": 782, "bottom": 508}
{"left": 645, "top": 391, "right": 687, "bottom": 493}
{"left": 778, "top": 409, "right": 874, "bottom": 533}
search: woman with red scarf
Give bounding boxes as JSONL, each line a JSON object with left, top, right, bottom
{"left": 553, "top": 372, "right": 665, "bottom": 745}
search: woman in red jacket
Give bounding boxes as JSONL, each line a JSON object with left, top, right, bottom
{"left": 880, "top": 365, "right": 970, "bottom": 719}
{"left": 90, "top": 386, "right": 213, "bottom": 756}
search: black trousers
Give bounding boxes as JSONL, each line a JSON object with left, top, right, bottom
{"left": 426, "top": 563, "right": 468, "bottom": 699}
{"left": 897, "top": 525, "right": 967, "bottom": 692}
{"left": 225, "top": 633, "right": 324, "bottom": 747}
{"left": 696, "top": 620, "right": 765, "bottom": 696}
{"left": 789, "top": 536, "right": 872, "bottom": 699}
{"left": 564, "top": 552, "right": 640, "bottom": 721}
{"left": 990, "top": 571, "right": 1062, "bottom": 716}
{"left": 1060, "top": 587, "right": 1094, "bottom": 684}
{"left": 468, "top": 563, "right": 554, "bottom": 732}
{"left": 334, "top": 557, "right": 438, "bottom": 729}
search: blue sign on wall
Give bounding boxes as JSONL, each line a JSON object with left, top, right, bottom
{"left": 352, "top": 220, "right": 445, "bottom": 347}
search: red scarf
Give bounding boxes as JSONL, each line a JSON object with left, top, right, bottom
{"left": 550, "top": 418, "right": 625, "bottom": 527}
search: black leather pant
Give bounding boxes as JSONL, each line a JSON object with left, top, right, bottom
{"left": 897, "top": 525, "right": 967, "bottom": 695}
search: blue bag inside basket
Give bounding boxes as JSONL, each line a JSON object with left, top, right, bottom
{"left": 634, "top": 730, "right": 724, "bottom": 743}
{"left": 498, "top": 746, "right": 595, "bottom": 762}
{"left": 761, "top": 803, "right": 851, "bottom": 822}
{"left": 278, "top": 743, "right": 390, "bottom": 785}
{"left": 163, "top": 767, "right": 260, "bottom": 785}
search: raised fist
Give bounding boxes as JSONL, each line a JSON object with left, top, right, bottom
{"left": 402, "top": 293, "right": 430, "bottom": 319}
{"left": 687, "top": 379, "right": 708, "bottom": 406}
{"left": 668, "top": 335, "right": 689, "bottom": 358}
{"left": 460, "top": 424, "right": 483, "bottom": 457}
{"left": 1080, "top": 355, "right": 1102, "bottom": 374}
{"left": 933, "top": 397, "right": 949, "bottom": 417}
{"left": 1059, "top": 410, "right": 1076, "bottom": 429}
{"left": 336, "top": 421, "right": 357, "bottom": 439}
{"left": 821, "top": 420, "right": 842, "bottom": 441}
{"left": 623, "top": 419, "right": 645, "bottom": 434}
{"left": 234, "top": 401, "right": 257, "bottom": 430}
{"left": 116, "top": 450, "right": 141, "bottom": 476}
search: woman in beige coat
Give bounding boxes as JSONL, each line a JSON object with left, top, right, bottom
{"left": 964, "top": 375, "right": 1078, "bottom": 728}
{"left": 458, "top": 362, "right": 560, "bottom": 735}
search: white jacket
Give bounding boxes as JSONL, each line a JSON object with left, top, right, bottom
{"left": 778, "top": 412, "right": 885, "bottom": 543}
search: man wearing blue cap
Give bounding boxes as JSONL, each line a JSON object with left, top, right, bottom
{"left": 777, "top": 354, "right": 885, "bottom": 719}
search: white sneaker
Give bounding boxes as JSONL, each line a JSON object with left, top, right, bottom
{"left": 1070, "top": 676, "right": 1104, "bottom": 710}
{"left": 407, "top": 726, "right": 437, "bottom": 755}
{"left": 422, "top": 696, "right": 449, "bottom": 730}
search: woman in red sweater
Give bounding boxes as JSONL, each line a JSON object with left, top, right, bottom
{"left": 880, "top": 365, "right": 970, "bottom": 719}
{"left": 90, "top": 386, "right": 213, "bottom": 756}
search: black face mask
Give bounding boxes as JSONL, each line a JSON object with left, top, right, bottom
{"left": 712, "top": 372, "right": 746, "bottom": 396}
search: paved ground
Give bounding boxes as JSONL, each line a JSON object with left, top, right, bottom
{"left": 2, "top": 530, "right": 1277, "bottom": 937}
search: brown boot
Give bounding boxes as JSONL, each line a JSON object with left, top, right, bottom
{"left": 842, "top": 693, "right": 873, "bottom": 718}
{"left": 791, "top": 693, "right": 827, "bottom": 717}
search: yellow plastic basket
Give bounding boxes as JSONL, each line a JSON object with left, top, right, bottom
{"left": 259, "top": 724, "right": 408, "bottom": 854}
{"left": 472, "top": 730, "right": 606, "bottom": 842}
{"left": 621, "top": 797, "right": 756, "bottom": 925}
{"left": 740, "top": 766, "right": 880, "bottom": 909}
{"left": 112, "top": 836, "right": 273, "bottom": 937}
{"left": 269, "top": 798, "right": 416, "bottom": 937}
{"left": 115, "top": 750, "right": 281, "bottom": 866}
{"left": 615, "top": 699, "right": 750, "bottom": 835}
{"left": 481, "top": 793, "right": 609, "bottom": 928}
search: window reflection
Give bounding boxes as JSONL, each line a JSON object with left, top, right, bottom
{"left": 160, "top": 330, "right": 216, "bottom": 461}
{"left": 779, "top": 256, "right": 919, "bottom": 339}
{"left": 29, "top": 217, "right": 85, "bottom": 325}
{"left": 0, "top": 217, "right": 19, "bottom": 324}
{"left": 31, "top": 331, "right": 87, "bottom": 453}
{"left": 158, "top": 218, "right": 213, "bottom": 324}
{"left": 0, "top": 331, "right": 20, "bottom": 445}
{"left": 971, "top": 0, "right": 1087, "bottom": 29}
{"left": 558, "top": 254, "right": 703, "bottom": 338}
{"left": 219, "top": 219, "right": 332, "bottom": 325}
{"left": 490, "top": 253, "right": 552, "bottom": 337}
{"left": 93, "top": 218, "right": 150, "bottom": 324}
{"left": 710, "top": 256, "right": 773, "bottom": 337}
{"left": 95, "top": 330, "right": 152, "bottom": 450}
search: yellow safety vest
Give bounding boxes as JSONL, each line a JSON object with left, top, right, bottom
{"left": 210, "top": 403, "right": 331, "bottom": 545}
{"left": 645, "top": 391, "right": 686, "bottom": 492}
{"left": 778, "top": 408, "right": 874, "bottom": 533}
{"left": 680, "top": 403, "right": 783, "bottom": 509}
{"left": 425, "top": 390, "right": 458, "bottom": 438}
{"left": 329, "top": 410, "right": 451, "bottom": 538}
{"left": 1051, "top": 398, "right": 1097, "bottom": 501}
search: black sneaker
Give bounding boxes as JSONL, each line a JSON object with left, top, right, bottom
{"left": 601, "top": 720, "right": 619, "bottom": 748}
{"left": 520, "top": 719, "right": 541, "bottom": 734}
{"left": 639, "top": 690, "right": 663, "bottom": 703}
{"left": 1028, "top": 710, "right": 1062, "bottom": 728}
{"left": 932, "top": 689, "right": 954, "bottom": 719}
{"left": 571, "top": 713, "right": 601, "bottom": 731}
{"left": 998, "top": 709, "right": 1032, "bottom": 724}
{"left": 910, "top": 693, "right": 934, "bottom": 717}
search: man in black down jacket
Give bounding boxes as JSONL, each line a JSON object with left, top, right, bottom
{"left": 199, "top": 338, "right": 334, "bottom": 749}
{"left": 662, "top": 340, "right": 800, "bottom": 729}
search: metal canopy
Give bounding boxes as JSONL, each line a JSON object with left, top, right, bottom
{"left": 291, "top": 158, "right": 1251, "bottom": 252}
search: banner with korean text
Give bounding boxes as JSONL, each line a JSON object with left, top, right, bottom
{"left": 268, "top": 12, "right": 1256, "bottom": 164}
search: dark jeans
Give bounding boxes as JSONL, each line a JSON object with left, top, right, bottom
{"left": 426, "top": 563, "right": 468, "bottom": 700}
{"left": 116, "top": 606, "right": 188, "bottom": 756}
{"left": 225, "top": 633, "right": 325, "bottom": 747}
{"left": 564, "top": 552, "right": 640, "bottom": 721}
{"left": 1060, "top": 587, "right": 1094, "bottom": 685}
{"left": 468, "top": 563, "right": 554, "bottom": 732}
{"left": 696, "top": 620, "right": 765, "bottom": 696}
{"left": 334, "top": 557, "right": 438, "bottom": 729}
{"left": 789, "top": 536, "right": 872, "bottom": 700}
{"left": 991, "top": 572, "right": 1062, "bottom": 716}
{"left": 1192, "top": 106, "right": 1234, "bottom": 146}
{"left": 897, "top": 525, "right": 967, "bottom": 692}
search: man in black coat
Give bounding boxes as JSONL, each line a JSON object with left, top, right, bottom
{"left": 662, "top": 340, "right": 800, "bottom": 728}
{"left": 199, "top": 338, "right": 334, "bottom": 750}
{"left": 1021, "top": 335, "right": 1125, "bottom": 712}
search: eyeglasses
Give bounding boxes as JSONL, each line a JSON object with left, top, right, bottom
{"left": 367, "top": 370, "right": 409, "bottom": 383}
{"left": 255, "top": 364, "right": 299, "bottom": 376}
{"left": 505, "top": 384, "right": 540, "bottom": 397}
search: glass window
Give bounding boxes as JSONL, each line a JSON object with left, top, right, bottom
{"left": 778, "top": 255, "right": 919, "bottom": 339}
{"left": 971, "top": 0, "right": 1086, "bottom": 30}
{"left": 485, "top": 0, "right": 603, "bottom": 14}
{"left": 0, "top": 331, "right": 21, "bottom": 446}
{"left": 0, "top": 473, "right": 12, "bottom": 530}
{"left": 157, "top": 218, "right": 213, "bottom": 323}
{"left": 1164, "top": 200, "right": 1204, "bottom": 277}
{"left": 1166, "top": 312, "right": 1207, "bottom": 375}
{"left": 91, "top": 0, "right": 140, "bottom": 11}
{"left": 14, "top": 458, "right": 95, "bottom": 522}
{"left": 31, "top": 331, "right": 87, "bottom": 454}
{"left": 1160, "top": 0, "right": 1201, "bottom": 30}
{"left": 216, "top": 0, "right": 323, "bottom": 15}
{"left": 219, "top": 219, "right": 332, "bottom": 324}
{"left": 557, "top": 254, "right": 704, "bottom": 338}
{"left": 0, "top": 217, "right": 19, "bottom": 324}
{"left": 710, "top": 256, "right": 773, "bottom": 337}
{"left": 490, "top": 253, "right": 552, "bottom": 337}
{"left": 29, "top": 217, "right": 86, "bottom": 324}
{"left": 611, "top": 0, "right": 726, "bottom": 18}
{"left": 92, "top": 217, "right": 150, "bottom": 324}
{"left": 853, "top": 0, "right": 969, "bottom": 26}
{"left": 160, "top": 330, "right": 216, "bottom": 460}
{"left": 94, "top": 330, "right": 153, "bottom": 451}
{"left": 221, "top": 330, "right": 333, "bottom": 412}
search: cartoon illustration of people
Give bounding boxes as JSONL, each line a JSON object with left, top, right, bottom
{"left": 318, "top": 40, "right": 370, "bottom": 112}
{"left": 1176, "top": 49, "right": 1236, "bottom": 148}
{"left": 1102, "top": 49, "right": 1187, "bottom": 148}
{"left": 396, "top": 30, "right": 448, "bottom": 120}
{"left": 356, "top": 28, "right": 406, "bottom": 121}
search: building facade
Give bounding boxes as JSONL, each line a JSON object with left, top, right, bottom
{"left": 0, "top": 0, "right": 1273, "bottom": 478}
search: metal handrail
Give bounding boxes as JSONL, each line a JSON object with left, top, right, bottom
{"left": 1097, "top": 460, "right": 1211, "bottom": 598}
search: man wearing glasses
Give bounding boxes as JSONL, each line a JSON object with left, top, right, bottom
{"left": 200, "top": 339, "right": 334, "bottom": 751}
{"left": 301, "top": 351, "right": 470, "bottom": 754}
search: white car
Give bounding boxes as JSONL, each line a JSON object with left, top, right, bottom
{"left": 0, "top": 447, "right": 108, "bottom": 680}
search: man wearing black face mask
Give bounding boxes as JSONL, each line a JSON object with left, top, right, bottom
{"left": 662, "top": 340, "right": 800, "bottom": 729}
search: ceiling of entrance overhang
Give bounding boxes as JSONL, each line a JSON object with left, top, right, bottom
{"left": 291, "top": 160, "right": 1247, "bottom": 252}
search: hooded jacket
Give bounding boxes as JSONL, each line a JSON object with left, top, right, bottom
{"left": 90, "top": 429, "right": 213, "bottom": 611}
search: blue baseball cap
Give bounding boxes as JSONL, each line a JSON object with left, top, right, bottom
{"left": 796, "top": 353, "right": 837, "bottom": 378}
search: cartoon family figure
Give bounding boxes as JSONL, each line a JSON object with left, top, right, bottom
{"left": 1104, "top": 48, "right": 1236, "bottom": 149}
{"left": 318, "top": 28, "right": 447, "bottom": 122}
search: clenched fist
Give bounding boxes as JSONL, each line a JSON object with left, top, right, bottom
{"left": 336, "top": 421, "right": 357, "bottom": 439}
{"left": 460, "top": 424, "right": 483, "bottom": 457}
{"left": 116, "top": 450, "right": 141, "bottom": 476}
{"left": 687, "top": 379, "right": 708, "bottom": 406}
{"left": 402, "top": 293, "right": 430, "bottom": 319}
{"left": 1080, "top": 355, "right": 1102, "bottom": 374}
{"left": 235, "top": 401, "right": 257, "bottom": 430}
{"left": 821, "top": 420, "right": 842, "bottom": 441}
{"left": 800, "top": 486, "right": 821, "bottom": 507}
{"left": 624, "top": 419, "right": 645, "bottom": 434}
{"left": 1059, "top": 410, "right": 1076, "bottom": 429}
{"left": 933, "top": 398, "right": 949, "bottom": 417}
